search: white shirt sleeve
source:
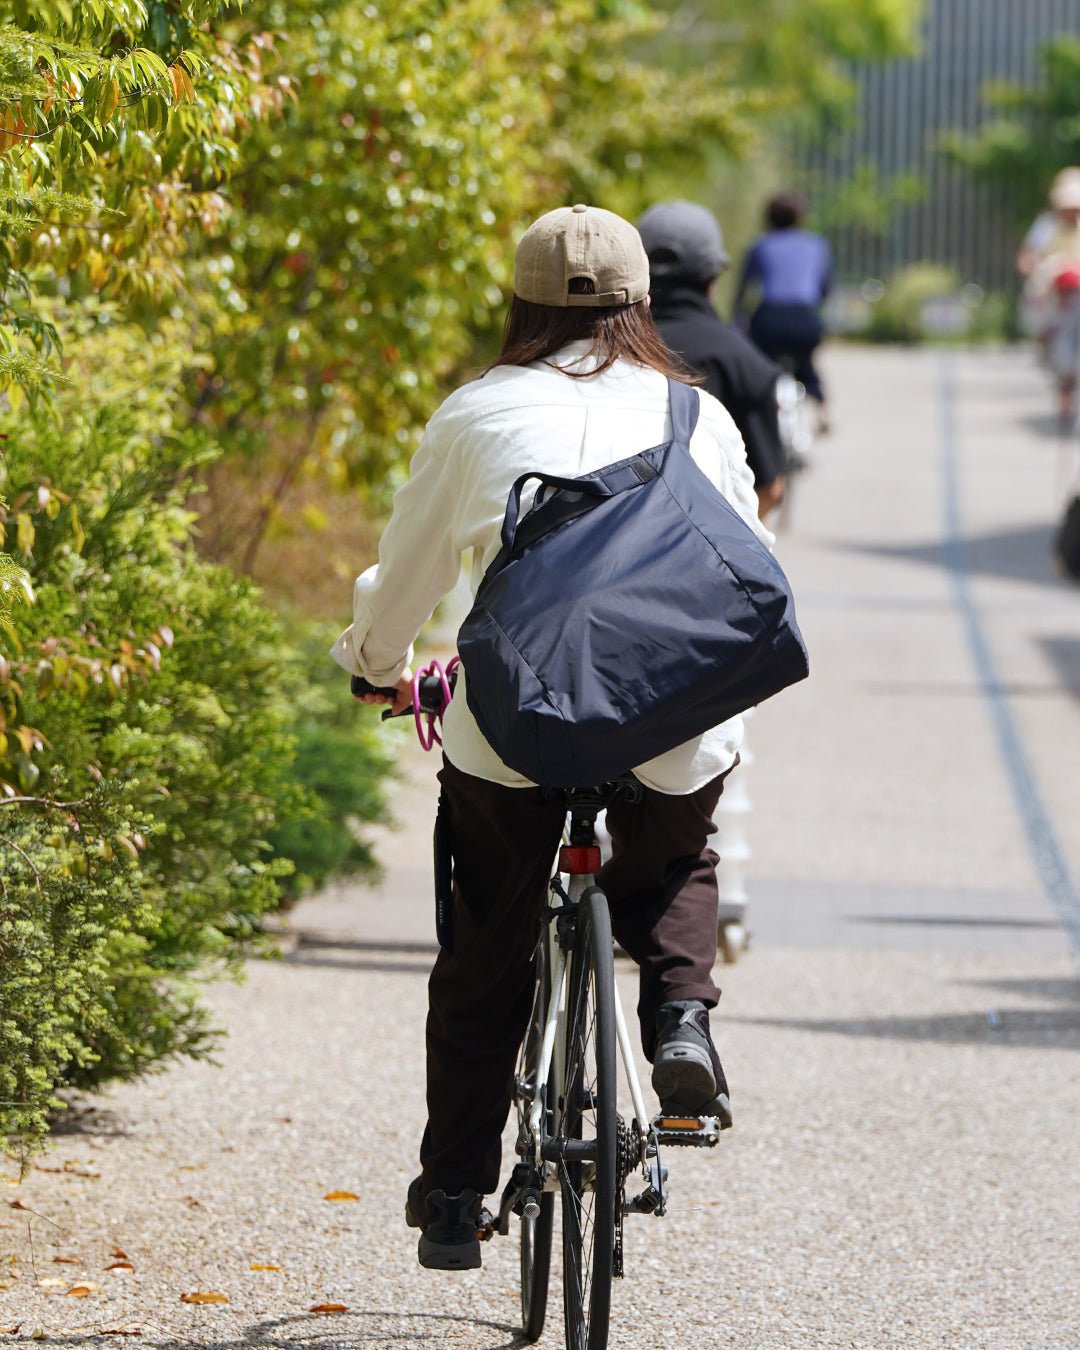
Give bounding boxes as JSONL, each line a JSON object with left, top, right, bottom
{"left": 329, "top": 430, "right": 463, "bottom": 684}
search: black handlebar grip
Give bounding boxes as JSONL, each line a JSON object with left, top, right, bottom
{"left": 351, "top": 674, "right": 400, "bottom": 699}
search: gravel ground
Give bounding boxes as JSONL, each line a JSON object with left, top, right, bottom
{"left": 3, "top": 941, "right": 1078, "bottom": 1348}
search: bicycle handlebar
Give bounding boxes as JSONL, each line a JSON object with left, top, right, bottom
{"left": 351, "top": 661, "right": 459, "bottom": 746}
{"left": 352, "top": 672, "right": 454, "bottom": 717}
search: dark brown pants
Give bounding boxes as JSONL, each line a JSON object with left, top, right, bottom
{"left": 420, "top": 756, "right": 731, "bottom": 1197}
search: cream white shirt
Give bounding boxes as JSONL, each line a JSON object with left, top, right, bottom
{"left": 331, "top": 341, "right": 773, "bottom": 793}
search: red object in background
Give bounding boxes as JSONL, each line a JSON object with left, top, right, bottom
{"left": 1053, "top": 266, "right": 1080, "bottom": 293}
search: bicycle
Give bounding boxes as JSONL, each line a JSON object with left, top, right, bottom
{"left": 354, "top": 660, "right": 729, "bottom": 1350}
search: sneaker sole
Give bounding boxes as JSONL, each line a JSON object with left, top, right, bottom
{"left": 417, "top": 1235, "right": 482, "bottom": 1271}
{"left": 651, "top": 1046, "right": 716, "bottom": 1108}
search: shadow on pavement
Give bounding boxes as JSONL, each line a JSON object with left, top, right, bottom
{"left": 847, "top": 914, "right": 1062, "bottom": 930}
{"left": 1040, "top": 636, "right": 1080, "bottom": 703}
{"left": 281, "top": 934, "right": 438, "bottom": 977}
{"left": 842, "top": 521, "right": 1068, "bottom": 591}
{"left": 47, "top": 1102, "right": 130, "bottom": 1139}
{"left": 959, "top": 975, "right": 1080, "bottom": 1001}
{"left": 35, "top": 1309, "right": 527, "bottom": 1350}
{"left": 730, "top": 1007, "right": 1080, "bottom": 1049}
{"left": 1016, "top": 411, "right": 1069, "bottom": 441}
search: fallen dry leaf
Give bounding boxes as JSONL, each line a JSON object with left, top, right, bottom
{"left": 250, "top": 1264, "right": 281, "bottom": 1271}
{"left": 322, "top": 1190, "right": 359, "bottom": 1202}
{"left": 32, "top": 1162, "right": 100, "bottom": 1179}
{"left": 0, "top": 1326, "right": 20, "bottom": 1335}
{"left": 98, "top": 1325, "right": 146, "bottom": 1337}
{"left": 179, "top": 1291, "right": 228, "bottom": 1305}
{"left": 106, "top": 1262, "right": 135, "bottom": 1273}
{"left": 67, "top": 1282, "right": 100, "bottom": 1296}
{"left": 8, "top": 1200, "right": 28, "bottom": 1211}
{"left": 112, "top": 1247, "right": 129, "bottom": 1260}
{"left": 308, "top": 1304, "right": 349, "bottom": 1314}
{"left": 52, "top": 1256, "right": 81, "bottom": 1265}
{"left": 37, "top": 1278, "right": 66, "bottom": 1288}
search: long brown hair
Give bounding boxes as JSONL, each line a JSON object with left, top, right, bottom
{"left": 486, "top": 278, "right": 699, "bottom": 382}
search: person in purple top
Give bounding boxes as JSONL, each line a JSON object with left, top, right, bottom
{"left": 734, "top": 191, "right": 833, "bottom": 426}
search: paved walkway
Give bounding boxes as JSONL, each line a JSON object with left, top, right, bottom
{"left": 3, "top": 346, "right": 1079, "bottom": 1348}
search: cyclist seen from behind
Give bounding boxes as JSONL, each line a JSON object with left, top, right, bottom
{"left": 638, "top": 198, "right": 787, "bottom": 519}
{"left": 331, "top": 205, "right": 772, "bottom": 1273}
{"left": 734, "top": 190, "right": 832, "bottom": 432}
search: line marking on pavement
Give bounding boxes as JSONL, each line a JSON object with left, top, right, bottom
{"left": 940, "top": 356, "right": 1080, "bottom": 968}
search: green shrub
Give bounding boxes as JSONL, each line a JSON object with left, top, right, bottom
{"left": 865, "top": 263, "right": 964, "bottom": 343}
{"left": 861, "top": 264, "right": 1013, "bottom": 345}
{"left": 266, "top": 621, "right": 396, "bottom": 906}
{"left": 0, "top": 311, "right": 391, "bottom": 1151}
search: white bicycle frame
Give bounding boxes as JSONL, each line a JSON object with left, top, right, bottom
{"left": 526, "top": 870, "right": 652, "bottom": 1178}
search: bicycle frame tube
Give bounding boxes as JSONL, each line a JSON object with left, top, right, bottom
{"left": 612, "top": 982, "right": 650, "bottom": 1138}
{"left": 529, "top": 938, "right": 566, "bottom": 1163}
{"left": 528, "top": 870, "right": 652, "bottom": 1169}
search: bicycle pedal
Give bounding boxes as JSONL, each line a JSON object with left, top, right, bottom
{"left": 651, "top": 1113, "right": 723, "bottom": 1147}
{"left": 476, "top": 1207, "right": 497, "bottom": 1241}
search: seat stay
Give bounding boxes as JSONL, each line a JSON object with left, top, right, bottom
{"left": 611, "top": 975, "right": 650, "bottom": 1149}
{"left": 529, "top": 939, "right": 567, "bottom": 1166}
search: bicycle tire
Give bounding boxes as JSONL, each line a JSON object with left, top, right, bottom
{"left": 516, "top": 936, "right": 553, "bottom": 1341}
{"left": 559, "top": 885, "right": 617, "bottom": 1350}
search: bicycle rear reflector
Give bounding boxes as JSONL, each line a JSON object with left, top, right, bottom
{"left": 558, "top": 845, "right": 602, "bottom": 874}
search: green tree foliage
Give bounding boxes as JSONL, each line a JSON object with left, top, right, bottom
{"left": 942, "top": 35, "right": 1080, "bottom": 227}
{"left": 647, "top": 0, "right": 922, "bottom": 128}
{"left": 172, "top": 0, "right": 757, "bottom": 571}
{"left": 0, "top": 0, "right": 290, "bottom": 403}
{"left": 175, "top": 0, "right": 924, "bottom": 575}
{"left": 0, "top": 309, "right": 389, "bottom": 1150}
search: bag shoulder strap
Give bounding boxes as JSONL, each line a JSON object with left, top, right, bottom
{"left": 667, "top": 378, "right": 701, "bottom": 447}
{"left": 498, "top": 379, "right": 701, "bottom": 553}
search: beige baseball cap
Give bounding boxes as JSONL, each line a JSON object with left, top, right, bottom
{"left": 513, "top": 203, "right": 650, "bottom": 307}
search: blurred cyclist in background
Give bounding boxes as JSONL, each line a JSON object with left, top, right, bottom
{"left": 734, "top": 191, "right": 832, "bottom": 432}
{"left": 1020, "top": 170, "right": 1080, "bottom": 426}
{"left": 638, "top": 199, "right": 787, "bottom": 518}
{"left": 1018, "top": 169, "right": 1080, "bottom": 424}
{"left": 1017, "top": 167, "right": 1080, "bottom": 281}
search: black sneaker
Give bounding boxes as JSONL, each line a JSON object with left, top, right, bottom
{"left": 405, "top": 1175, "right": 483, "bottom": 1270}
{"left": 651, "top": 1000, "right": 733, "bottom": 1129}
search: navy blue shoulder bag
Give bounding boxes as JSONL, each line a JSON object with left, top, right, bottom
{"left": 457, "top": 379, "right": 808, "bottom": 787}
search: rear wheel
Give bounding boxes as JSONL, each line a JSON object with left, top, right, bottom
{"left": 515, "top": 936, "right": 553, "bottom": 1341}
{"left": 559, "top": 886, "right": 617, "bottom": 1350}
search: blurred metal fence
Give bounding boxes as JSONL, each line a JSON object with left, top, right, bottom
{"left": 795, "top": 0, "right": 1080, "bottom": 291}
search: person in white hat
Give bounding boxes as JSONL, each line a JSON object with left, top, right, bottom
{"left": 1017, "top": 166, "right": 1080, "bottom": 279}
{"left": 1021, "top": 170, "right": 1080, "bottom": 422}
{"left": 332, "top": 203, "right": 769, "bottom": 1271}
